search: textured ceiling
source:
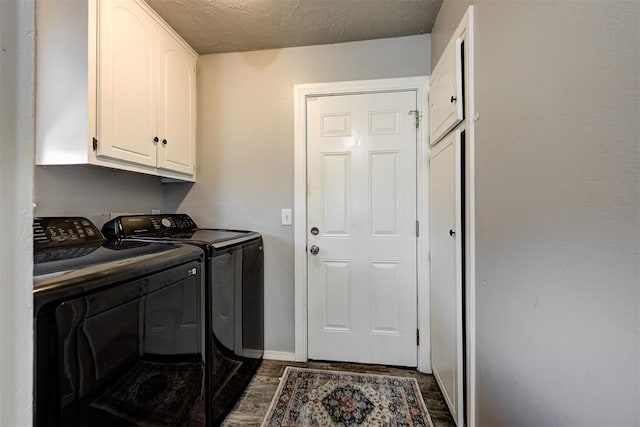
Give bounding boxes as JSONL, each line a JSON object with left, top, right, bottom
{"left": 145, "top": 0, "right": 443, "bottom": 55}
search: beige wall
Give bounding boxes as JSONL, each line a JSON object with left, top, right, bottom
{"left": 165, "top": 35, "right": 431, "bottom": 353}
{"left": 0, "top": 0, "right": 35, "bottom": 424}
{"left": 432, "top": 1, "right": 639, "bottom": 425}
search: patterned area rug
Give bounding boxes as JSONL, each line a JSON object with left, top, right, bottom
{"left": 262, "top": 367, "right": 433, "bottom": 426}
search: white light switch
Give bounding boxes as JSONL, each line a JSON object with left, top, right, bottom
{"left": 281, "top": 208, "right": 292, "bottom": 226}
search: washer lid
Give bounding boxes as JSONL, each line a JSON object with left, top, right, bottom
{"left": 33, "top": 242, "right": 203, "bottom": 314}
{"left": 188, "top": 229, "right": 261, "bottom": 248}
{"left": 34, "top": 241, "right": 185, "bottom": 280}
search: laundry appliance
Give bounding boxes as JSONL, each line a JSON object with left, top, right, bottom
{"left": 33, "top": 217, "right": 206, "bottom": 426}
{"left": 101, "top": 213, "right": 264, "bottom": 424}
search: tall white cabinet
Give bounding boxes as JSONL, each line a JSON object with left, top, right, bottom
{"left": 428, "top": 6, "right": 474, "bottom": 426}
{"left": 36, "top": 0, "right": 197, "bottom": 181}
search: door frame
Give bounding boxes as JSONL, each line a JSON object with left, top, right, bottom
{"left": 293, "top": 76, "right": 431, "bottom": 372}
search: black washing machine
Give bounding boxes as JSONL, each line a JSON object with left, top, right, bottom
{"left": 33, "top": 217, "right": 207, "bottom": 426}
{"left": 101, "top": 214, "right": 264, "bottom": 425}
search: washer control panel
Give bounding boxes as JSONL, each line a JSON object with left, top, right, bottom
{"left": 102, "top": 214, "right": 198, "bottom": 238}
{"left": 34, "top": 217, "right": 104, "bottom": 248}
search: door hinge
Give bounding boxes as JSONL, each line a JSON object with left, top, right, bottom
{"left": 416, "top": 220, "right": 420, "bottom": 237}
{"left": 92, "top": 137, "right": 98, "bottom": 151}
{"left": 416, "top": 329, "right": 420, "bottom": 346}
{"left": 409, "top": 110, "right": 420, "bottom": 128}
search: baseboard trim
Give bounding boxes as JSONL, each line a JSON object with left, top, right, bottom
{"left": 263, "top": 350, "right": 297, "bottom": 362}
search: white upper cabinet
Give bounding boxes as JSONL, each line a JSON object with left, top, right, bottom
{"left": 429, "top": 37, "right": 464, "bottom": 145}
{"left": 36, "top": 0, "right": 198, "bottom": 181}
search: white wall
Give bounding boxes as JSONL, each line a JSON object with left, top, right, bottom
{"left": 0, "top": 0, "right": 35, "bottom": 424}
{"left": 34, "top": 165, "right": 165, "bottom": 227}
{"left": 431, "top": 2, "right": 639, "bottom": 426}
{"left": 165, "top": 35, "right": 431, "bottom": 354}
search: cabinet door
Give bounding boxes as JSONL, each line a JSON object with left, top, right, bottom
{"left": 429, "top": 38, "right": 463, "bottom": 145}
{"left": 156, "top": 32, "right": 196, "bottom": 175}
{"left": 97, "top": 0, "right": 157, "bottom": 167}
{"left": 430, "top": 129, "right": 464, "bottom": 424}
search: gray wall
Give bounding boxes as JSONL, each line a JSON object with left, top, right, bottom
{"left": 432, "top": 1, "right": 639, "bottom": 426}
{"left": 34, "top": 166, "right": 164, "bottom": 227}
{"left": 164, "top": 35, "right": 431, "bottom": 353}
{"left": 1, "top": 0, "right": 35, "bottom": 423}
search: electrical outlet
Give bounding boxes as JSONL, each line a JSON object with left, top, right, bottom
{"left": 281, "top": 208, "right": 292, "bottom": 226}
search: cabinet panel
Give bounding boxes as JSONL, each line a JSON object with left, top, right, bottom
{"left": 429, "top": 38, "right": 463, "bottom": 145}
{"left": 97, "top": 0, "right": 157, "bottom": 167}
{"left": 157, "top": 32, "right": 196, "bottom": 175}
{"left": 429, "top": 129, "right": 463, "bottom": 424}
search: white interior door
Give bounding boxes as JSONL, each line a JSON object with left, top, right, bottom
{"left": 306, "top": 91, "right": 418, "bottom": 367}
{"left": 430, "top": 129, "right": 463, "bottom": 424}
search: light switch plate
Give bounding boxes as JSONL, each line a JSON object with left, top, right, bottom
{"left": 281, "top": 208, "right": 292, "bottom": 226}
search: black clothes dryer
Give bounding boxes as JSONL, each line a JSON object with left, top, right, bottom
{"left": 101, "top": 214, "right": 264, "bottom": 425}
{"left": 33, "top": 217, "right": 206, "bottom": 426}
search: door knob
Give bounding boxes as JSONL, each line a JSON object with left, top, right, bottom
{"left": 162, "top": 138, "right": 168, "bottom": 145}
{"left": 449, "top": 229, "right": 455, "bottom": 236}
{"left": 309, "top": 245, "right": 320, "bottom": 255}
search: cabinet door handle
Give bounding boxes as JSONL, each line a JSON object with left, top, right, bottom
{"left": 153, "top": 136, "right": 159, "bottom": 143}
{"left": 162, "top": 139, "right": 168, "bottom": 145}
{"left": 450, "top": 96, "right": 457, "bottom": 103}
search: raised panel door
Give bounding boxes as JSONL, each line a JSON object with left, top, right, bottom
{"left": 97, "top": 0, "right": 157, "bottom": 167}
{"left": 307, "top": 91, "right": 418, "bottom": 367}
{"left": 429, "top": 38, "right": 464, "bottom": 145}
{"left": 157, "top": 32, "right": 196, "bottom": 176}
{"left": 429, "top": 129, "right": 463, "bottom": 424}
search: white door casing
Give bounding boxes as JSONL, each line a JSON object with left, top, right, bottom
{"left": 429, "top": 129, "right": 464, "bottom": 425}
{"left": 294, "top": 77, "right": 430, "bottom": 372}
{"left": 306, "top": 91, "right": 418, "bottom": 367}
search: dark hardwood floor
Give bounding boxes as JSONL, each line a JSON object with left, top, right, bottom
{"left": 222, "top": 359, "right": 456, "bottom": 426}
